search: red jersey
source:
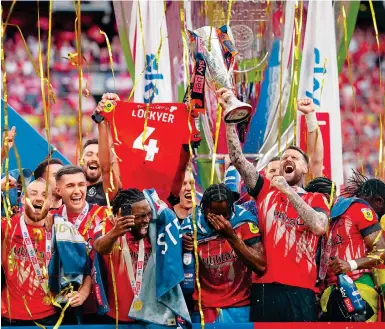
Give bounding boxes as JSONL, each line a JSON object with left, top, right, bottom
{"left": 194, "top": 222, "right": 260, "bottom": 308}
{"left": 1, "top": 214, "right": 56, "bottom": 320}
{"left": 325, "top": 202, "right": 380, "bottom": 285}
{"left": 53, "top": 203, "right": 107, "bottom": 314}
{"left": 250, "top": 176, "right": 330, "bottom": 291}
{"left": 93, "top": 218, "right": 152, "bottom": 322}
{"left": 52, "top": 203, "right": 107, "bottom": 242}
{"left": 103, "top": 102, "right": 189, "bottom": 201}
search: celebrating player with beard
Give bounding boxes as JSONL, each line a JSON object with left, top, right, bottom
{"left": 34, "top": 159, "right": 64, "bottom": 211}
{"left": 81, "top": 138, "right": 121, "bottom": 207}
{"left": 1, "top": 179, "right": 58, "bottom": 326}
{"left": 219, "top": 88, "right": 330, "bottom": 322}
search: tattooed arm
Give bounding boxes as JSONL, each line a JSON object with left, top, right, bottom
{"left": 218, "top": 89, "right": 258, "bottom": 190}
{"left": 271, "top": 176, "right": 328, "bottom": 236}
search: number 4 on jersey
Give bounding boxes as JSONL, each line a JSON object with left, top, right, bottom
{"left": 133, "top": 127, "right": 159, "bottom": 161}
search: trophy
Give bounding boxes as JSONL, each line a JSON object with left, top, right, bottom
{"left": 187, "top": 25, "right": 252, "bottom": 124}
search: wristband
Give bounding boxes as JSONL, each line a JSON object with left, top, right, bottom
{"left": 91, "top": 112, "right": 105, "bottom": 124}
{"left": 348, "top": 259, "right": 358, "bottom": 271}
{"left": 305, "top": 111, "right": 318, "bottom": 132}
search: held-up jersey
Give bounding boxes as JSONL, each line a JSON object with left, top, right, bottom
{"left": 103, "top": 102, "right": 190, "bottom": 201}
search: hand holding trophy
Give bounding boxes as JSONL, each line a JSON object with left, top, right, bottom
{"left": 186, "top": 25, "right": 252, "bottom": 124}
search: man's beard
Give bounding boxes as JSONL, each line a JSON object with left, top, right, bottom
{"left": 25, "top": 205, "right": 49, "bottom": 222}
{"left": 86, "top": 172, "right": 101, "bottom": 184}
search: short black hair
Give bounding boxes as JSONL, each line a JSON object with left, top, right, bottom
{"left": 268, "top": 156, "right": 280, "bottom": 164}
{"left": 112, "top": 188, "right": 146, "bottom": 215}
{"left": 201, "top": 183, "right": 235, "bottom": 217}
{"left": 83, "top": 138, "right": 98, "bottom": 151}
{"left": 55, "top": 165, "right": 86, "bottom": 182}
{"left": 34, "top": 159, "right": 63, "bottom": 179}
{"left": 305, "top": 177, "right": 335, "bottom": 196}
{"left": 282, "top": 145, "right": 309, "bottom": 164}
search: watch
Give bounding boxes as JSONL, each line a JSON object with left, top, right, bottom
{"left": 91, "top": 112, "right": 105, "bottom": 124}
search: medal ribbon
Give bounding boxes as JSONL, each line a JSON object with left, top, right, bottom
{"left": 61, "top": 203, "right": 89, "bottom": 230}
{"left": 19, "top": 216, "right": 52, "bottom": 294}
{"left": 121, "top": 236, "right": 145, "bottom": 298}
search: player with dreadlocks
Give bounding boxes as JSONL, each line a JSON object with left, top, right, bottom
{"left": 181, "top": 183, "right": 266, "bottom": 324}
{"left": 317, "top": 171, "right": 385, "bottom": 322}
{"left": 93, "top": 188, "right": 152, "bottom": 324}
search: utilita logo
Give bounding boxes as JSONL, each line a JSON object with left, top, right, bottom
{"left": 340, "top": 287, "right": 354, "bottom": 313}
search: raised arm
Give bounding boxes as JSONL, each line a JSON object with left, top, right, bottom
{"left": 218, "top": 89, "right": 258, "bottom": 190}
{"left": 271, "top": 175, "right": 328, "bottom": 236}
{"left": 297, "top": 99, "right": 324, "bottom": 178}
{"left": 93, "top": 215, "right": 134, "bottom": 255}
{"left": 94, "top": 93, "right": 122, "bottom": 201}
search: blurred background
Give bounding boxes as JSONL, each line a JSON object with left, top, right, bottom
{"left": 1, "top": 0, "right": 385, "bottom": 178}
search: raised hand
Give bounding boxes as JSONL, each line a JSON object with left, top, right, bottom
{"left": 95, "top": 93, "right": 120, "bottom": 113}
{"left": 217, "top": 88, "right": 233, "bottom": 110}
{"left": 111, "top": 215, "right": 135, "bottom": 238}
{"left": 207, "top": 213, "right": 235, "bottom": 239}
{"left": 297, "top": 98, "right": 315, "bottom": 115}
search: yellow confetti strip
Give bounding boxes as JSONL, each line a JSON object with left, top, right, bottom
{"left": 368, "top": 0, "right": 385, "bottom": 179}
{"left": 180, "top": 2, "right": 205, "bottom": 327}
{"left": 277, "top": 9, "right": 285, "bottom": 154}
{"left": 73, "top": 0, "right": 83, "bottom": 165}
{"left": 110, "top": 255, "right": 119, "bottom": 329}
{"left": 292, "top": 1, "right": 304, "bottom": 145}
{"left": 82, "top": 206, "right": 104, "bottom": 236}
{"left": 22, "top": 296, "right": 47, "bottom": 329}
{"left": 210, "top": 104, "right": 222, "bottom": 185}
{"left": 226, "top": 0, "right": 233, "bottom": 26}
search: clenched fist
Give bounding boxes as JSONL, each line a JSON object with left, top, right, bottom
{"left": 297, "top": 98, "right": 315, "bottom": 115}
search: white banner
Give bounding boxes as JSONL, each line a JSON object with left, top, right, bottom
{"left": 297, "top": 0, "right": 343, "bottom": 187}
{"left": 133, "top": 0, "right": 173, "bottom": 103}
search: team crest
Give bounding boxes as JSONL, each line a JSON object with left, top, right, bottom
{"left": 88, "top": 187, "right": 96, "bottom": 197}
{"left": 361, "top": 208, "right": 373, "bottom": 221}
{"left": 249, "top": 222, "right": 259, "bottom": 234}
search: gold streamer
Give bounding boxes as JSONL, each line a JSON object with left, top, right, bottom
{"left": 292, "top": 1, "right": 304, "bottom": 144}
{"left": 82, "top": 206, "right": 104, "bottom": 236}
{"left": 210, "top": 104, "right": 222, "bottom": 185}
{"left": 22, "top": 296, "right": 47, "bottom": 329}
{"left": 342, "top": 6, "right": 357, "bottom": 114}
{"left": 110, "top": 255, "right": 119, "bottom": 329}
{"left": 2, "top": 24, "right": 56, "bottom": 103}
{"left": 180, "top": 1, "right": 205, "bottom": 327}
{"left": 329, "top": 181, "right": 335, "bottom": 209}
{"left": 37, "top": 0, "right": 52, "bottom": 203}
{"left": 99, "top": 29, "right": 116, "bottom": 92}
{"left": 73, "top": 1, "right": 83, "bottom": 165}
{"left": 1, "top": 7, "right": 12, "bottom": 222}
{"left": 1, "top": 0, "right": 17, "bottom": 37}
{"left": 277, "top": 11, "right": 285, "bottom": 153}
{"left": 226, "top": 0, "right": 233, "bottom": 26}
{"left": 368, "top": 0, "right": 385, "bottom": 179}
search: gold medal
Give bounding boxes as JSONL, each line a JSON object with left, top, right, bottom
{"left": 42, "top": 295, "right": 52, "bottom": 306}
{"left": 103, "top": 100, "right": 116, "bottom": 113}
{"left": 133, "top": 299, "right": 143, "bottom": 311}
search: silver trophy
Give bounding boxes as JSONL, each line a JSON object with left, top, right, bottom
{"left": 190, "top": 26, "right": 252, "bottom": 124}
